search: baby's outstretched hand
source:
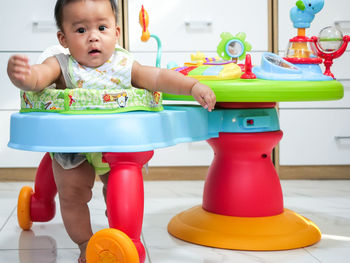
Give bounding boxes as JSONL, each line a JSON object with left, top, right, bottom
{"left": 7, "top": 55, "right": 32, "bottom": 88}
{"left": 191, "top": 82, "right": 216, "bottom": 112}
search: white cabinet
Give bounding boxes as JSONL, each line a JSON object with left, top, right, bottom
{"left": 2, "top": 0, "right": 348, "bottom": 168}
{"left": 128, "top": 0, "right": 269, "bottom": 52}
{"left": 0, "top": 0, "right": 58, "bottom": 51}
{"left": 127, "top": 0, "right": 269, "bottom": 67}
{"left": 0, "top": 111, "right": 45, "bottom": 167}
{"left": 279, "top": 109, "right": 350, "bottom": 165}
{"left": 0, "top": 0, "right": 58, "bottom": 168}
{"left": 279, "top": 81, "right": 350, "bottom": 166}
{"left": 278, "top": 0, "right": 350, "bottom": 166}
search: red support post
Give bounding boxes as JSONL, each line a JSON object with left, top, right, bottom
{"left": 102, "top": 151, "right": 154, "bottom": 263}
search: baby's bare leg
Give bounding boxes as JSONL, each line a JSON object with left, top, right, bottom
{"left": 99, "top": 173, "right": 109, "bottom": 215}
{"left": 52, "top": 159, "right": 95, "bottom": 262}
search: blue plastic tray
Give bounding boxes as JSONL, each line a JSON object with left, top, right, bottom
{"left": 8, "top": 106, "right": 279, "bottom": 153}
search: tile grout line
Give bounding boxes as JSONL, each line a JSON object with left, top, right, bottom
{"left": 304, "top": 247, "right": 322, "bottom": 263}
{"left": 0, "top": 248, "right": 78, "bottom": 251}
{"left": 0, "top": 206, "right": 16, "bottom": 232}
{"left": 142, "top": 232, "right": 152, "bottom": 263}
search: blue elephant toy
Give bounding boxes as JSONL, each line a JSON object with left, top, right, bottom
{"left": 290, "top": 0, "right": 324, "bottom": 28}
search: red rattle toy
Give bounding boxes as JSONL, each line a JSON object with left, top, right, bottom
{"left": 311, "top": 26, "right": 350, "bottom": 79}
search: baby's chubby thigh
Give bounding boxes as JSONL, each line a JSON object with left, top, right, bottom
{"left": 52, "top": 157, "right": 96, "bottom": 205}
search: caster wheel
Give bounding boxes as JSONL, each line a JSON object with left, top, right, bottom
{"left": 17, "top": 186, "right": 33, "bottom": 230}
{"left": 86, "top": 228, "right": 139, "bottom": 263}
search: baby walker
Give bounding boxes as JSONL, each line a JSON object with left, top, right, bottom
{"left": 10, "top": 1, "right": 348, "bottom": 263}
{"left": 16, "top": 6, "right": 163, "bottom": 263}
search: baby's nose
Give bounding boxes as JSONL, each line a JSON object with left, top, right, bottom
{"left": 89, "top": 31, "right": 100, "bottom": 42}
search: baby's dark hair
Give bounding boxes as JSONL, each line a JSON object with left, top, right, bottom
{"left": 54, "top": 0, "right": 118, "bottom": 31}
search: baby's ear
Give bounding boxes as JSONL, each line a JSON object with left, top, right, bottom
{"left": 57, "top": 31, "right": 68, "bottom": 48}
{"left": 115, "top": 26, "right": 121, "bottom": 39}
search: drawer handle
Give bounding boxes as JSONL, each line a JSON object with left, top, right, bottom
{"left": 32, "top": 21, "right": 56, "bottom": 32}
{"left": 185, "top": 20, "right": 212, "bottom": 31}
{"left": 334, "top": 136, "right": 350, "bottom": 140}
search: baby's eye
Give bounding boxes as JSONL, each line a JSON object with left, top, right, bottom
{"left": 99, "top": 25, "right": 107, "bottom": 31}
{"left": 77, "top": 28, "right": 86, "bottom": 33}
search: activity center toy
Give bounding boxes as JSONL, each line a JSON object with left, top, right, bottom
{"left": 9, "top": 1, "right": 348, "bottom": 262}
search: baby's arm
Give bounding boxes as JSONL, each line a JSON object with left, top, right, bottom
{"left": 132, "top": 62, "right": 216, "bottom": 111}
{"left": 7, "top": 55, "right": 61, "bottom": 92}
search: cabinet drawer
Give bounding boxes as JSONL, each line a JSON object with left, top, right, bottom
{"left": 0, "top": 52, "right": 41, "bottom": 110}
{"left": 0, "top": 111, "right": 45, "bottom": 167}
{"left": 150, "top": 141, "right": 213, "bottom": 167}
{"left": 128, "top": 0, "right": 269, "bottom": 52}
{"left": 0, "top": 0, "right": 58, "bottom": 51}
{"left": 279, "top": 109, "right": 350, "bottom": 165}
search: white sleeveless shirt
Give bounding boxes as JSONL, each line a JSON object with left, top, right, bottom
{"left": 54, "top": 46, "right": 163, "bottom": 112}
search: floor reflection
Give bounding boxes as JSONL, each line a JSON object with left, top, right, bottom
{"left": 18, "top": 230, "right": 57, "bottom": 263}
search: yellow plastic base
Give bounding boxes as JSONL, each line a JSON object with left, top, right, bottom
{"left": 17, "top": 186, "right": 33, "bottom": 230}
{"left": 168, "top": 206, "right": 321, "bottom": 250}
{"left": 86, "top": 228, "right": 139, "bottom": 263}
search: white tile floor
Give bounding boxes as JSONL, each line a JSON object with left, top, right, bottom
{"left": 0, "top": 179, "right": 349, "bottom": 263}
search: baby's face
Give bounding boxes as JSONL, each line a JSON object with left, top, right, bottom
{"left": 57, "top": 0, "right": 120, "bottom": 68}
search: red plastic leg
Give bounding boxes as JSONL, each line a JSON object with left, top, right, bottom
{"left": 203, "top": 131, "right": 283, "bottom": 217}
{"left": 102, "top": 151, "right": 154, "bottom": 263}
{"left": 323, "top": 59, "right": 335, "bottom": 79}
{"left": 30, "top": 153, "right": 57, "bottom": 222}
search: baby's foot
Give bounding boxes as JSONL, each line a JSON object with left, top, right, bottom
{"left": 78, "top": 241, "right": 89, "bottom": 263}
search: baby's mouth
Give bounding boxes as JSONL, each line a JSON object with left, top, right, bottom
{"left": 89, "top": 49, "right": 101, "bottom": 55}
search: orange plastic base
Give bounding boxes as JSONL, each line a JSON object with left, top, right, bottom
{"left": 86, "top": 228, "right": 139, "bottom": 263}
{"left": 168, "top": 206, "right": 321, "bottom": 250}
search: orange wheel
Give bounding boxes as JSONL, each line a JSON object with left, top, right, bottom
{"left": 17, "top": 186, "right": 33, "bottom": 230}
{"left": 86, "top": 228, "right": 139, "bottom": 263}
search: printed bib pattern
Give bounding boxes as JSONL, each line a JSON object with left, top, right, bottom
{"left": 20, "top": 48, "right": 163, "bottom": 114}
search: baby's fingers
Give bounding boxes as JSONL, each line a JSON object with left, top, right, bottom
{"left": 11, "top": 55, "right": 29, "bottom": 64}
{"left": 8, "top": 55, "right": 31, "bottom": 79}
{"left": 9, "top": 55, "right": 30, "bottom": 71}
{"left": 11, "top": 67, "right": 31, "bottom": 82}
{"left": 203, "top": 93, "right": 216, "bottom": 112}
{"left": 195, "top": 93, "right": 215, "bottom": 112}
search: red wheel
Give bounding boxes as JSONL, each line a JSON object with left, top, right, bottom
{"left": 17, "top": 186, "right": 33, "bottom": 230}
